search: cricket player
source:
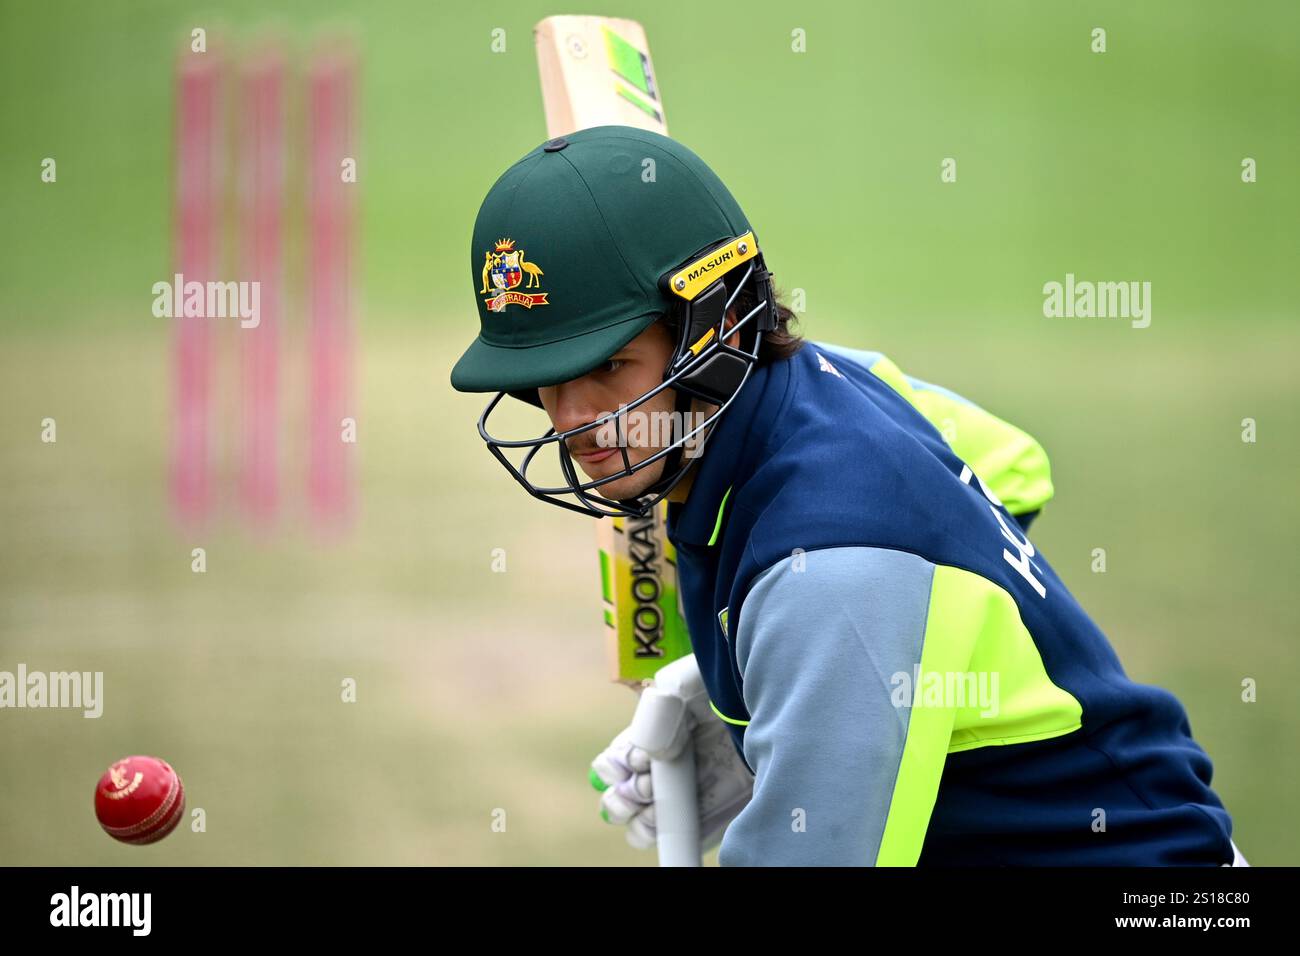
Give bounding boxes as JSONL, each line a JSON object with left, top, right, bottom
{"left": 451, "top": 126, "right": 1245, "bottom": 866}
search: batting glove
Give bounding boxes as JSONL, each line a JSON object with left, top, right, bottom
{"left": 588, "top": 654, "right": 754, "bottom": 854}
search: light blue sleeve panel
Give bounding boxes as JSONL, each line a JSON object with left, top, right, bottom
{"left": 718, "top": 546, "right": 936, "bottom": 866}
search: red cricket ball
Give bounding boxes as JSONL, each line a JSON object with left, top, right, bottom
{"left": 93, "top": 755, "right": 186, "bottom": 845}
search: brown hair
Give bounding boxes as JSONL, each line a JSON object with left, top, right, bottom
{"left": 736, "top": 283, "right": 804, "bottom": 365}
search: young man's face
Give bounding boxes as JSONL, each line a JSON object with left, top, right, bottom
{"left": 538, "top": 310, "right": 740, "bottom": 503}
{"left": 538, "top": 319, "right": 680, "bottom": 502}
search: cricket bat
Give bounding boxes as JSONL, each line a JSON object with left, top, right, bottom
{"left": 534, "top": 15, "right": 701, "bottom": 866}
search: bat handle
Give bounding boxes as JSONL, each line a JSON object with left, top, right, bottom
{"left": 651, "top": 751, "right": 701, "bottom": 867}
{"left": 634, "top": 655, "right": 706, "bottom": 867}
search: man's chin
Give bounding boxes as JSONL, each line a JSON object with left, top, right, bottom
{"left": 578, "top": 459, "right": 663, "bottom": 504}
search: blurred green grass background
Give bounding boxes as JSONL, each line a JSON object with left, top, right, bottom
{"left": 1, "top": 0, "right": 1296, "bottom": 864}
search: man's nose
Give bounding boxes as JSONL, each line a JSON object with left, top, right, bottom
{"left": 551, "top": 379, "right": 603, "bottom": 436}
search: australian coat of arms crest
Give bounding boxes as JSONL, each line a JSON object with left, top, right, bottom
{"left": 479, "top": 238, "right": 548, "bottom": 313}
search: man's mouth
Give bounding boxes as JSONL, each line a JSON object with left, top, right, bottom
{"left": 573, "top": 447, "right": 618, "bottom": 465}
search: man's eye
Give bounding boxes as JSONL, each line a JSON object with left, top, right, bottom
{"left": 600, "top": 359, "right": 625, "bottom": 374}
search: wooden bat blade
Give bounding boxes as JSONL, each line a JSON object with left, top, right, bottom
{"left": 597, "top": 502, "right": 692, "bottom": 686}
{"left": 534, "top": 15, "right": 667, "bottom": 138}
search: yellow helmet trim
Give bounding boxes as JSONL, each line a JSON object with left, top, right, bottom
{"left": 666, "top": 231, "right": 758, "bottom": 302}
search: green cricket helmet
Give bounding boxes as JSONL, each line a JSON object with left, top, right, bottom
{"left": 451, "top": 125, "right": 776, "bottom": 518}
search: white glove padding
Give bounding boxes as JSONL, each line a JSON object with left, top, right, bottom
{"left": 589, "top": 654, "right": 754, "bottom": 854}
